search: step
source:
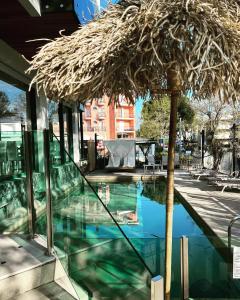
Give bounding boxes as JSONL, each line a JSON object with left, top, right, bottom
{"left": 0, "top": 235, "right": 55, "bottom": 300}
{"left": 71, "top": 265, "right": 150, "bottom": 300}
{"left": 53, "top": 236, "right": 151, "bottom": 299}
{"left": 8, "top": 281, "right": 77, "bottom": 300}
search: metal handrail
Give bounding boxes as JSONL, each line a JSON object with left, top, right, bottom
{"left": 228, "top": 215, "right": 240, "bottom": 251}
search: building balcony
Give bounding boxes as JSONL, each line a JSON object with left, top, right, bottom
{"left": 85, "top": 100, "right": 91, "bottom": 106}
{"left": 98, "top": 112, "right": 106, "bottom": 119}
{"left": 118, "top": 101, "right": 132, "bottom": 107}
{"left": 117, "top": 127, "right": 135, "bottom": 132}
{"left": 96, "top": 126, "right": 106, "bottom": 132}
{"left": 84, "top": 126, "right": 94, "bottom": 132}
{"left": 116, "top": 114, "right": 134, "bottom": 119}
{"left": 97, "top": 99, "right": 105, "bottom": 106}
{"left": 84, "top": 111, "right": 91, "bottom": 119}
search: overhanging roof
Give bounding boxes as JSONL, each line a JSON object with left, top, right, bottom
{"left": 0, "top": 0, "right": 79, "bottom": 59}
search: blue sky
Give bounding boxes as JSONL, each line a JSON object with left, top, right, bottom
{"left": 0, "top": 80, "right": 25, "bottom": 103}
{"left": 74, "top": 0, "right": 118, "bottom": 24}
{"left": 135, "top": 97, "right": 144, "bottom": 130}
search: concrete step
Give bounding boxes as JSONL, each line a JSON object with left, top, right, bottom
{"left": 0, "top": 235, "right": 56, "bottom": 300}
{"left": 0, "top": 235, "right": 85, "bottom": 300}
{"left": 8, "top": 282, "right": 77, "bottom": 300}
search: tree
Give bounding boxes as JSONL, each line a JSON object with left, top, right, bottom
{"left": 48, "top": 100, "right": 58, "bottom": 122}
{"left": 178, "top": 96, "right": 195, "bottom": 125}
{"left": 140, "top": 95, "right": 195, "bottom": 139}
{"left": 0, "top": 91, "right": 14, "bottom": 118}
{"left": 192, "top": 97, "right": 236, "bottom": 169}
{"left": 12, "top": 93, "right": 27, "bottom": 120}
{"left": 140, "top": 95, "right": 170, "bottom": 139}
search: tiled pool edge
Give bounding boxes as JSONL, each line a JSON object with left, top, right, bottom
{"left": 86, "top": 173, "right": 165, "bottom": 183}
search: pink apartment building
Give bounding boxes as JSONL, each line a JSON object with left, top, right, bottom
{"left": 83, "top": 95, "right": 136, "bottom": 140}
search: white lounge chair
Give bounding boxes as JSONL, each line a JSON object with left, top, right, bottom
{"left": 214, "top": 178, "right": 240, "bottom": 192}
{"left": 190, "top": 169, "right": 217, "bottom": 180}
{"left": 207, "top": 171, "right": 239, "bottom": 185}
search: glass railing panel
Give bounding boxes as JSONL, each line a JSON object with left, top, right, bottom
{"left": 188, "top": 236, "right": 240, "bottom": 299}
{"left": 32, "top": 130, "right": 48, "bottom": 237}
{"left": 49, "top": 134, "right": 61, "bottom": 166}
{"left": 48, "top": 134, "right": 152, "bottom": 300}
{"left": 128, "top": 236, "right": 181, "bottom": 299}
{"left": 0, "top": 131, "right": 28, "bottom": 234}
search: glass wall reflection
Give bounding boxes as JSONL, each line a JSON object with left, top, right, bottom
{"left": 0, "top": 79, "right": 28, "bottom": 233}
{"left": 0, "top": 79, "right": 27, "bottom": 179}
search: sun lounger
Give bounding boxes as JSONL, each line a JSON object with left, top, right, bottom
{"left": 207, "top": 171, "right": 239, "bottom": 184}
{"left": 190, "top": 169, "right": 218, "bottom": 180}
{"left": 190, "top": 169, "right": 237, "bottom": 182}
{"left": 214, "top": 178, "right": 240, "bottom": 192}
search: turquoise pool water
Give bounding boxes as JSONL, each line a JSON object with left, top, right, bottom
{"left": 90, "top": 181, "right": 240, "bottom": 299}
{"left": 90, "top": 181, "right": 203, "bottom": 238}
{"left": 37, "top": 179, "right": 240, "bottom": 299}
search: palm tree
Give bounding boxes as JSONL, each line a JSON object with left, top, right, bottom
{"left": 27, "top": 1, "right": 240, "bottom": 298}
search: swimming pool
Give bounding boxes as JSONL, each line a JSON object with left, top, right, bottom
{"left": 37, "top": 179, "right": 240, "bottom": 299}
{"left": 90, "top": 181, "right": 240, "bottom": 299}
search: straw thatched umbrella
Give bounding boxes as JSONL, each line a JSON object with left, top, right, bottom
{"left": 27, "top": 0, "right": 240, "bottom": 298}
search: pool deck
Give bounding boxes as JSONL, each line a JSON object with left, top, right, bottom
{"left": 173, "top": 170, "right": 240, "bottom": 247}
{"left": 86, "top": 168, "right": 240, "bottom": 247}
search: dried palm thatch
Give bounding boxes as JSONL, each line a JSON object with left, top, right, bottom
{"left": 27, "top": 0, "right": 240, "bottom": 103}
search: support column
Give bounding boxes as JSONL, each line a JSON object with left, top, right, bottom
{"left": 67, "top": 107, "right": 73, "bottom": 158}
{"left": 72, "top": 103, "right": 80, "bottom": 163}
{"left": 232, "top": 123, "right": 236, "bottom": 173}
{"left": 24, "top": 129, "right": 35, "bottom": 238}
{"left": 165, "top": 68, "right": 181, "bottom": 300}
{"left": 43, "top": 129, "right": 53, "bottom": 255}
{"left": 36, "top": 90, "right": 48, "bottom": 172}
{"left": 180, "top": 236, "right": 189, "bottom": 300}
{"left": 79, "top": 107, "right": 84, "bottom": 160}
{"left": 58, "top": 102, "right": 65, "bottom": 164}
{"left": 201, "top": 130, "right": 205, "bottom": 168}
{"left": 95, "top": 133, "right": 98, "bottom": 169}
{"left": 151, "top": 276, "right": 164, "bottom": 300}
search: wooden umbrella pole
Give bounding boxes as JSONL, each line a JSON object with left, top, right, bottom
{"left": 165, "top": 69, "right": 181, "bottom": 300}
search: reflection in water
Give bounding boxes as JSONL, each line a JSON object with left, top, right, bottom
{"left": 39, "top": 180, "right": 240, "bottom": 299}
{"left": 96, "top": 183, "right": 138, "bottom": 224}
{"left": 141, "top": 180, "right": 181, "bottom": 204}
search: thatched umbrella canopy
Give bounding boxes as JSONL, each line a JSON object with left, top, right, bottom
{"left": 28, "top": 0, "right": 240, "bottom": 103}
{"left": 27, "top": 0, "right": 240, "bottom": 299}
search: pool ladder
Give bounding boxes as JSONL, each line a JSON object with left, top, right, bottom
{"left": 228, "top": 215, "right": 240, "bottom": 251}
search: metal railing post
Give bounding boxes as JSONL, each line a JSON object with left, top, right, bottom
{"left": 151, "top": 275, "right": 164, "bottom": 300}
{"left": 180, "top": 236, "right": 189, "bottom": 300}
{"left": 43, "top": 129, "right": 53, "bottom": 255}
{"left": 23, "top": 130, "right": 35, "bottom": 239}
